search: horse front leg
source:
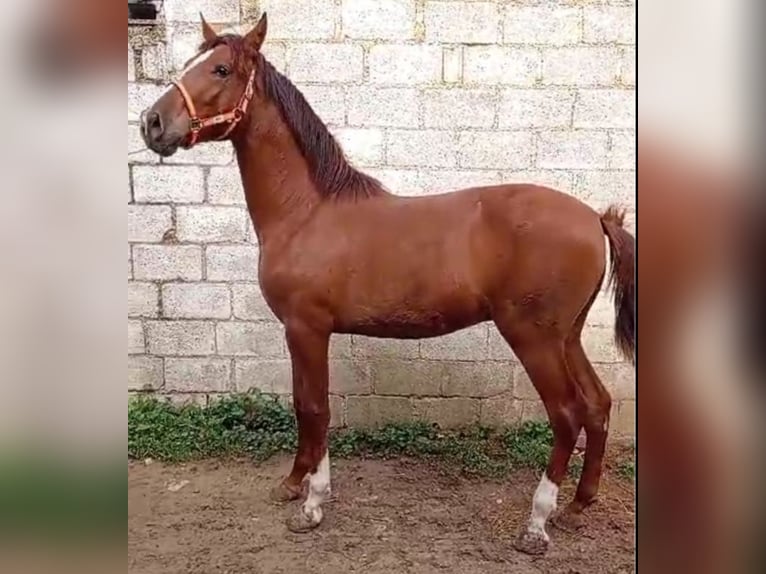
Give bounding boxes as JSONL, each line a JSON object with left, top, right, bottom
{"left": 277, "top": 320, "right": 332, "bottom": 533}
{"left": 269, "top": 352, "right": 307, "bottom": 503}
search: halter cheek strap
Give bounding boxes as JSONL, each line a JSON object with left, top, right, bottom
{"left": 171, "top": 68, "right": 256, "bottom": 148}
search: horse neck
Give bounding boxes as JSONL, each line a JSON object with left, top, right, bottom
{"left": 232, "top": 103, "right": 319, "bottom": 244}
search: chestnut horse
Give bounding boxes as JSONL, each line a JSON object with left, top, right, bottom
{"left": 140, "top": 14, "right": 635, "bottom": 554}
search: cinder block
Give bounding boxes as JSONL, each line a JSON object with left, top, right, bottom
{"left": 262, "top": 42, "right": 287, "bottom": 72}
{"left": 329, "top": 360, "right": 372, "bottom": 395}
{"left": 296, "top": 84, "right": 347, "bottom": 126}
{"left": 498, "top": 89, "right": 574, "bottom": 129}
{"left": 232, "top": 284, "right": 277, "bottom": 321}
{"left": 329, "top": 395, "right": 345, "bottom": 427}
{"left": 208, "top": 167, "right": 245, "bottom": 205}
{"left": 146, "top": 320, "right": 216, "bottom": 356}
{"left": 442, "top": 47, "right": 463, "bottom": 83}
{"left": 128, "top": 83, "right": 165, "bottom": 121}
{"left": 440, "top": 361, "right": 512, "bottom": 398}
{"left": 164, "top": 0, "right": 240, "bottom": 23}
{"left": 503, "top": 6, "right": 581, "bottom": 46}
{"left": 513, "top": 366, "right": 540, "bottom": 400}
{"left": 330, "top": 335, "right": 352, "bottom": 359}
{"left": 488, "top": 327, "right": 516, "bottom": 361}
{"left": 368, "top": 44, "right": 442, "bottom": 85}
{"left": 521, "top": 399, "right": 548, "bottom": 423}
{"left": 288, "top": 43, "right": 364, "bottom": 83}
{"left": 457, "top": 131, "right": 534, "bottom": 170}
{"left": 582, "top": 325, "right": 623, "bottom": 363}
{"left": 620, "top": 46, "right": 635, "bottom": 86}
{"left": 176, "top": 206, "right": 249, "bottom": 243}
{"left": 128, "top": 49, "right": 135, "bottom": 82}
{"left": 370, "top": 359, "right": 442, "bottom": 396}
{"left": 163, "top": 142, "right": 234, "bottom": 166}
{"left": 342, "top": 0, "right": 416, "bottom": 40}
{"left": 216, "top": 321, "right": 286, "bottom": 357}
{"left": 128, "top": 356, "right": 163, "bottom": 390}
{"left": 352, "top": 336, "right": 420, "bottom": 359}
{"left": 128, "top": 320, "right": 145, "bottom": 355}
{"left": 387, "top": 130, "right": 458, "bottom": 168}
{"left": 168, "top": 25, "right": 202, "bottom": 72}
{"left": 206, "top": 245, "right": 259, "bottom": 281}
{"left": 127, "top": 205, "right": 173, "bottom": 243}
{"left": 141, "top": 44, "right": 166, "bottom": 80}
{"left": 235, "top": 358, "right": 292, "bottom": 394}
{"left": 364, "top": 168, "right": 423, "bottom": 195}
{"left": 162, "top": 283, "right": 231, "bottom": 319}
{"left": 422, "top": 88, "right": 497, "bottom": 129}
{"left": 414, "top": 397, "right": 480, "bottom": 428}
{"left": 127, "top": 123, "right": 158, "bottom": 164}
{"left": 608, "top": 130, "right": 635, "bottom": 169}
{"left": 463, "top": 46, "right": 540, "bottom": 86}
{"left": 424, "top": 1, "right": 500, "bottom": 44}
{"left": 128, "top": 282, "right": 160, "bottom": 318}
{"left": 612, "top": 400, "right": 635, "bottom": 436}
{"left": 537, "top": 130, "right": 609, "bottom": 169}
{"left": 347, "top": 87, "right": 419, "bottom": 128}
{"left": 346, "top": 396, "right": 414, "bottom": 427}
{"left": 573, "top": 89, "right": 635, "bottom": 129}
{"left": 334, "top": 128, "right": 385, "bottom": 166}
{"left": 259, "top": 0, "right": 336, "bottom": 40}
{"left": 420, "top": 324, "right": 489, "bottom": 361}
{"left": 133, "top": 245, "right": 203, "bottom": 281}
{"left": 542, "top": 47, "right": 621, "bottom": 86}
{"left": 595, "top": 363, "right": 635, "bottom": 401}
{"left": 480, "top": 394, "right": 523, "bottom": 427}
{"left": 501, "top": 170, "right": 575, "bottom": 193}
{"left": 584, "top": 289, "right": 619, "bottom": 328}
{"left": 417, "top": 169, "right": 503, "bottom": 195}
{"left": 132, "top": 166, "right": 205, "bottom": 203}
{"left": 583, "top": 7, "right": 635, "bottom": 44}
{"left": 164, "top": 358, "right": 231, "bottom": 392}
{"left": 573, "top": 170, "right": 635, "bottom": 212}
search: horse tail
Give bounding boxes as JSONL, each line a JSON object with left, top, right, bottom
{"left": 600, "top": 205, "right": 636, "bottom": 364}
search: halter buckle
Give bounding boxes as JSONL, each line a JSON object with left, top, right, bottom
{"left": 189, "top": 117, "right": 202, "bottom": 132}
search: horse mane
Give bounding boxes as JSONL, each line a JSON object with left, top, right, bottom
{"left": 200, "top": 35, "right": 389, "bottom": 201}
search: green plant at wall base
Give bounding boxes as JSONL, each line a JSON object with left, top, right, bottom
{"left": 128, "top": 391, "right": 633, "bottom": 480}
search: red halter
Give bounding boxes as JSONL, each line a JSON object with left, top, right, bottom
{"left": 171, "top": 68, "right": 256, "bottom": 148}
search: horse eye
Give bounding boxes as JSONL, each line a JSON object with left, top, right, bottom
{"left": 214, "top": 65, "right": 230, "bottom": 77}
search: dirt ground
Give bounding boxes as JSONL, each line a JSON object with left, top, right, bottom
{"left": 128, "top": 455, "right": 635, "bottom": 574}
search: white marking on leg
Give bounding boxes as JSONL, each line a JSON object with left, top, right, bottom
{"left": 302, "top": 451, "right": 330, "bottom": 524}
{"left": 527, "top": 473, "right": 559, "bottom": 541}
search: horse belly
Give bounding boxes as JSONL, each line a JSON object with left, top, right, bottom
{"left": 337, "top": 277, "right": 489, "bottom": 339}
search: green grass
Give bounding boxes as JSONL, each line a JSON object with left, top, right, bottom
{"left": 128, "top": 391, "right": 632, "bottom": 480}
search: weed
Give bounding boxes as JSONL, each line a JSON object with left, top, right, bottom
{"left": 128, "top": 392, "right": 633, "bottom": 481}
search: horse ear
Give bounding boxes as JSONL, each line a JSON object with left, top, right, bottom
{"left": 244, "top": 12, "right": 268, "bottom": 51}
{"left": 200, "top": 13, "right": 217, "bottom": 43}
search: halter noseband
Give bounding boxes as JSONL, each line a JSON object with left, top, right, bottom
{"left": 171, "top": 68, "right": 256, "bottom": 148}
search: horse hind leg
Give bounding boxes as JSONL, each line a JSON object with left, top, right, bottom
{"left": 550, "top": 290, "right": 614, "bottom": 532}
{"left": 493, "top": 315, "right": 585, "bottom": 554}
{"left": 552, "top": 334, "right": 613, "bottom": 532}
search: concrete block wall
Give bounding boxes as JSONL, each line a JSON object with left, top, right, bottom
{"left": 128, "top": 0, "right": 636, "bottom": 436}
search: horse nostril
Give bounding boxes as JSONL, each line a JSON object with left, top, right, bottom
{"left": 147, "top": 111, "right": 163, "bottom": 139}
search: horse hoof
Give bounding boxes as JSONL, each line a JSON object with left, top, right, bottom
{"left": 269, "top": 481, "right": 302, "bottom": 504}
{"left": 286, "top": 507, "right": 321, "bottom": 533}
{"left": 513, "top": 530, "right": 549, "bottom": 555}
{"left": 551, "top": 508, "right": 585, "bottom": 532}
